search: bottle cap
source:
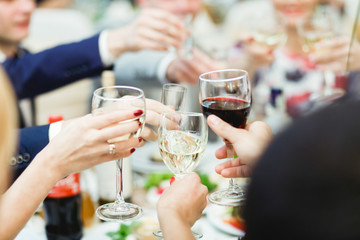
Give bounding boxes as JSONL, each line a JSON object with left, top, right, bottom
{"left": 48, "top": 115, "right": 63, "bottom": 124}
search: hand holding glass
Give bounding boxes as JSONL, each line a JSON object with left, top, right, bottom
{"left": 92, "top": 86, "right": 145, "bottom": 222}
{"left": 199, "top": 69, "right": 251, "bottom": 206}
{"left": 154, "top": 112, "right": 208, "bottom": 239}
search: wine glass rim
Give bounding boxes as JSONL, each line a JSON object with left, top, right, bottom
{"left": 93, "top": 86, "right": 144, "bottom": 100}
{"left": 199, "top": 69, "right": 248, "bottom": 82}
{"left": 162, "top": 83, "right": 187, "bottom": 92}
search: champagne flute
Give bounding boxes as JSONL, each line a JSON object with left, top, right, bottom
{"left": 161, "top": 83, "right": 187, "bottom": 111}
{"left": 199, "top": 69, "right": 251, "bottom": 207}
{"left": 92, "top": 86, "right": 145, "bottom": 222}
{"left": 153, "top": 111, "right": 208, "bottom": 239}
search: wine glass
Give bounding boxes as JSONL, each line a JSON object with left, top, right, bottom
{"left": 161, "top": 83, "right": 187, "bottom": 111}
{"left": 199, "top": 69, "right": 251, "bottom": 206}
{"left": 92, "top": 86, "right": 145, "bottom": 222}
{"left": 297, "top": 6, "right": 343, "bottom": 99}
{"left": 249, "top": 9, "right": 287, "bottom": 53}
{"left": 153, "top": 111, "right": 208, "bottom": 239}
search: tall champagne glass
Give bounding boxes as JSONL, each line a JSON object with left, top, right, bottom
{"left": 153, "top": 112, "right": 208, "bottom": 239}
{"left": 199, "top": 69, "right": 251, "bottom": 206}
{"left": 92, "top": 86, "right": 145, "bottom": 222}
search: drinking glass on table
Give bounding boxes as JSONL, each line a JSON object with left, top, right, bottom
{"left": 199, "top": 69, "right": 251, "bottom": 206}
{"left": 153, "top": 111, "right": 208, "bottom": 239}
{"left": 92, "top": 86, "right": 145, "bottom": 222}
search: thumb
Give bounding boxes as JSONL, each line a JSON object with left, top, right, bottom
{"left": 207, "top": 115, "right": 245, "bottom": 141}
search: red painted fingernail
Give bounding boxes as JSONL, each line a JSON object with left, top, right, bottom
{"left": 267, "top": 49, "right": 273, "bottom": 55}
{"left": 248, "top": 36, "right": 254, "bottom": 42}
{"left": 134, "top": 110, "right": 143, "bottom": 117}
{"left": 130, "top": 148, "right": 136, "bottom": 153}
{"left": 138, "top": 137, "right": 143, "bottom": 142}
{"left": 138, "top": 121, "right": 142, "bottom": 127}
{"left": 170, "top": 176, "right": 175, "bottom": 185}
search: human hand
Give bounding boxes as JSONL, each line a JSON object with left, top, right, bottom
{"left": 140, "top": 98, "right": 176, "bottom": 141}
{"left": 157, "top": 173, "right": 208, "bottom": 229}
{"left": 207, "top": 115, "right": 272, "bottom": 178}
{"left": 310, "top": 36, "right": 360, "bottom": 72}
{"left": 166, "top": 48, "right": 221, "bottom": 85}
{"left": 36, "top": 109, "right": 146, "bottom": 179}
{"left": 107, "top": 8, "right": 186, "bottom": 58}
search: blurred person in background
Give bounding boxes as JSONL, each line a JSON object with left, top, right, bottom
{"left": 228, "top": 0, "right": 359, "bottom": 133}
{"left": 111, "top": 0, "right": 222, "bottom": 107}
{"left": 0, "top": 0, "right": 187, "bottom": 180}
{"left": 0, "top": 0, "right": 186, "bottom": 124}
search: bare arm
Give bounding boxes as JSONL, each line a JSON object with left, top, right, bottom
{"left": 0, "top": 109, "right": 145, "bottom": 239}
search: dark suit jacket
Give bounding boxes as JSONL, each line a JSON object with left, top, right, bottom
{"left": 3, "top": 34, "right": 104, "bottom": 100}
{"left": 4, "top": 34, "right": 107, "bottom": 180}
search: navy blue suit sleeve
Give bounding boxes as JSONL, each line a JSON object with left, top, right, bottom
{"left": 12, "top": 125, "right": 50, "bottom": 181}
{"left": 3, "top": 34, "right": 105, "bottom": 100}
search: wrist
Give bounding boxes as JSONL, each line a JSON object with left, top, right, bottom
{"left": 32, "top": 148, "right": 64, "bottom": 183}
{"left": 107, "top": 28, "right": 128, "bottom": 58}
{"left": 158, "top": 208, "right": 191, "bottom": 228}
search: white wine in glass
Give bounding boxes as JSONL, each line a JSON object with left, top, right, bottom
{"left": 153, "top": 111, "right": 208, "bottom": 239}
{"left": 92, "top": 86, "right": 145, "bottom": 222}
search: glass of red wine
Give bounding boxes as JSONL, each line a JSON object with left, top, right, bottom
{"left": 199, "top": 69, "right": 251, "bottom": 206}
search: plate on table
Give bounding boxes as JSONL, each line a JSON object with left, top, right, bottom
{"left": 131, "top": 141, "right": 168, "bottom": 173}
{"left": 206, "top": 205, "right": 245, "bottom": 237}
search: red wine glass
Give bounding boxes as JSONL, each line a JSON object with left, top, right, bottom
{"left": 199, "top": 69, "right": 251, "bottom": 206}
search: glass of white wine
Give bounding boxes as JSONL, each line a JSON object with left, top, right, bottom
{"left": 153, "top": 111, "right": 208, "bottom": 239}
{"left": 92, "top": 86, "right": 145, "bottom": 222}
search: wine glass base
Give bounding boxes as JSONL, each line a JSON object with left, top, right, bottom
{"left": 96, "top": 202, "right": 143, "bottom": 222}
{"left": 153, "top": 229, "right": 203, "bottom": 239}
{"left": 207, "top": 188, "right": 246, "bottom": 207}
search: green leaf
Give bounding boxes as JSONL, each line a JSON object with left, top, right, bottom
{"left": 198, "top": 172, "right": 218, "bottom": 192}
{"left": 144, "top": 172, "right": 173, "bottom": 190}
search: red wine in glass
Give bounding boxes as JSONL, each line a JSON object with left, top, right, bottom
{"left": 201, "top": 97, "right": 251, "bottom": 129}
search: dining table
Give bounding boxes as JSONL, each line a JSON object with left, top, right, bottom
{"left": 15, "top": 138, "right": 245, "bottom": 240}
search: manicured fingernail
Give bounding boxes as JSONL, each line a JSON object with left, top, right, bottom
{"left": 209, "top": 115, "right": 220, "bottom": 126}
{"left": 267, "top": 49, "right": 273, "bottom": 55}
{"left": 134, "top": 110, "right": 143, "bottom": 117}
{"left": 138, "top": 121, "right": 142, "bottom": 127}
{"left": 138, "top": 137, "right": 143, "bottom": 142}
{"left": 170, "top": 176, "right": 175, "bottom": 185}
{"left": 130, "top": 148, "right": 136, "bottom": 153}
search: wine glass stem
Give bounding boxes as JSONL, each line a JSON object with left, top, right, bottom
{"left": 225, "top": 141, "right": 238, "bottom": 193}
{"left": 115, "top": 159, "right": 126, "bottom": 206}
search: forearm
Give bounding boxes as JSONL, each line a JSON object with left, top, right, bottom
{"left": 158, "top": 213, "right": 195, "bottom": 240}
{"left": 0, "top": 152, "right": 61, "bottom": 239}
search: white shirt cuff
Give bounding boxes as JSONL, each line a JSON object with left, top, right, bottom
{"left": 48, "top": 121, "right": 63, "bottom": 141}
{"left": 157, "top": 50, "right": 177, "bottom": 84}
{"left": 99, "top": 30, "right": 117, "bottom": 67}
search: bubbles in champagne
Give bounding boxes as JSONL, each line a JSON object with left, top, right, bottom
{"left": 159, "top": 130, "right": 205, "bottom": 177}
